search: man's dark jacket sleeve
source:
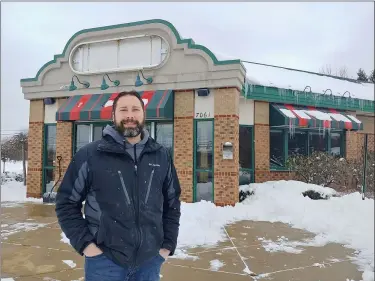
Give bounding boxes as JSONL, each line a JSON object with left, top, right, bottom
{"left": 161, "top": 151, "right": 181, "bottom": 256}
{"left": 55, "top": 147, "right": 94, "bottom": 255}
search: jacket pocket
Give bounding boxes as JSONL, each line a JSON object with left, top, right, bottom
{"left": 117, "top": 171, "right": 131, "bottom": 205}
{"left": 144, "top": 169, "right": 155, "bottom": 205}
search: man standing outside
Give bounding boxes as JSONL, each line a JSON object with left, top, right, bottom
{"left": 55, "top": 91, "right": 181, "bottom": 281}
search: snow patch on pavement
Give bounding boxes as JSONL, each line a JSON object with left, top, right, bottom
{"left": 209, "top": 259, "right": 225, "bottom": 271}
{"left": 62, "top": 260, "right": 76, "bottom": 268}
{"left": 1, "top": 222, "right": 47, "bottom": 239}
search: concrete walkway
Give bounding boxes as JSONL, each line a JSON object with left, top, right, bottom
{"left": 1, "top": 202, "right": 364, "bottom": 280}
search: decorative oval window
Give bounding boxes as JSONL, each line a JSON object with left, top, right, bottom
{"left": 69, "top": 34, "right": 170, "bottom": 75}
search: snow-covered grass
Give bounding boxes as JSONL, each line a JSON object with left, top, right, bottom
{"left": 1, "top": 161, "right": 41, "bottom": 203}
{"left": 178, "top": 180, "right": 374, "bottom": 281}
{"left": 1, "top": 160, "right": 27, "bottom": 173}
{"left": 1, "top": 181, "right": 42, "bottom": 203}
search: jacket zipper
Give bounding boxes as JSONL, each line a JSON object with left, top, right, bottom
{"left": 117, "top": 171, "right": 131, "bottom": 205}
{"left": 144, "top": 169, "right": 155, "bottom": 205}
{"left": 133, "top": 144, "right": 142, "bottom": 266}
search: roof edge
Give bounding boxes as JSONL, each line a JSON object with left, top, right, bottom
{"left": 20, "top": 19, "right": 242, "bottom": 83}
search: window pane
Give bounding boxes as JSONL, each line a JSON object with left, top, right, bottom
{"left": 44, "top": 169, "right": 55, "bottom": 193}
{"left": 196, "top": 171, "right": 213, "bottom": 202}
{"left": 330, "top": 132, "right": 342, "bottom": 156}
{"left": 156, "top": 123, "right": 173, "bottom": 154}
{"left": 93, "top": 125, "right": 103, "bottom": 141}
{"left": 76, "top": 124, "right": 90, "bottom": 152}
{"left": 46, "top": 126, "right": 56, "bottom": 167}
{"left": 239, "top": 170, "right": 252, "bottom": 185}
{"left": 270, "top": 131, "right": 284, "bottom": 167}
{"left": 309, "top": 132, "right": 327, "bottom": 154}
{"left": 239, "top": 126, "right": 253, "bottom": 169}
{"left": 288, "top": 131, "right": 308, "bottom": 156}
{"left": 145, "top": 123, "right": 152, "bottom": 137}
{"left": 196, "top": 121, "right": 213, "bottom": 169}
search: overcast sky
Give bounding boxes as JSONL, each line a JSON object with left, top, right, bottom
{"left": 1, "top": 2, "right": 374, "bottom": 135}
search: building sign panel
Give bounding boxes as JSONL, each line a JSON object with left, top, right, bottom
{"left": 69, "top": 35, "right": 170, "bottom": 75}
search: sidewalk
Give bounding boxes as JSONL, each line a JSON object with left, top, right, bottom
{"left": 1, "top": 202, "right": 364, "bottom": 280}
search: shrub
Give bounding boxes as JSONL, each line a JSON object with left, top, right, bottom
{"left": 286, "top": 151, "right": 375, "bottom": 197}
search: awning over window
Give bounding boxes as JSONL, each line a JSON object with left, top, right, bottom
{"left": 270, "top": 104, "right": 363, "bottom": 130}
{"left": 56, "top": 90, "right": 174, "bottom": 121}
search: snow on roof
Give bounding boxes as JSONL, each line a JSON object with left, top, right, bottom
{"left": 212, "top": 51, "right": 374, "bottom": 101}
{"left": 244, "top": 62, "right": 374, "bottom": 101}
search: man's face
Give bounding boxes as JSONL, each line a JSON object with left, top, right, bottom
{"left": 113, "top": 95, "right": 145, "bottom": 137}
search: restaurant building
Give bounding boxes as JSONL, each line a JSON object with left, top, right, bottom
{"left": 20, "top": 19, "right": 375, "bottom": 206}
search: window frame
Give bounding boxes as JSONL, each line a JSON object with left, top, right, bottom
{"left": 270, "top": 128, "right": 346, "bottom": 171}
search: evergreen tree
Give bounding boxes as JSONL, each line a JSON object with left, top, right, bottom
{"left": 369, "top": 70, "right": 375, "bottom": 83}
{"left": 357, "top": 68, "right": 368, "bottom": 82}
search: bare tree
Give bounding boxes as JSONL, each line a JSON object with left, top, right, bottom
{"left": 320, "top": 64, "right": 348, "bottom": 78}
{"left": 319, "top": 64, "right": 333, "bottom": 75}
{"left": 1, "top": 137, "right": 13, "bottom": 173}
{"left": 337, "top": 66, "right": 348, "bottom": 78}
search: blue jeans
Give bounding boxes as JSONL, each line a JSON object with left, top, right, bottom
{"left": 84, "top": 253, "right": 165, "bottom": 281}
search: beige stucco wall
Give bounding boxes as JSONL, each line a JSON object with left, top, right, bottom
{"left": 29, "top": 100, "right": 44, "bottom": 122}
{"left": 357, "top": 115, "right": 375, "bottom": 134}
{"left": 239, "top": 99, "right": 254, "bottom": 125}
{"left": 254, "top": 101, "right": 269, "bottom": 125}
{"left": 21, "top": 22, "right": 246, "bottom": 100}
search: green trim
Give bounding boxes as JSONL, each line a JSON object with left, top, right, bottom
{"left": 21, "top": 19, "right": 241, "bottom": 83}
{"left": 243, "top": 84, "right": 374, "bottom": 113}
{"left": 193, "top": 119, "right": 215, "bottom": 203}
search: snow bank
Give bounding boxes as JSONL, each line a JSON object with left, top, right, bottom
{"left": 178, "top": 180, "right": 374, "bottom": 281}
{"left": 1, "top": 161, "right": 27, "bottom": 173}
{"left": 1, "top": 161, "right": 41, "bottom": 203}
{"left": 1, "top": 181, "right": 42, "bottom": 203}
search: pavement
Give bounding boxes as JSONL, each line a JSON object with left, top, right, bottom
{"left": 0, "top": 202, "right": 365, "bottom": 281}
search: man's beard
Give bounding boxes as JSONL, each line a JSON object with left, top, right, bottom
{"left": 114, "top": 118, "right": 144, "bottom": 138}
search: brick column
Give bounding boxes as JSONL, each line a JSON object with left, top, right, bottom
{"left": 27, "top": 100, "right": 44, "bottom": 198}
{"left": 173, "top": 90, "right": 194, "bottom": 203}
{"left": 254, "top": 101, "right": 271, "bottom": 182}
{"left": 214, "top": 88, "right": 240, "bottom": 206}
{"left": 54, "top": 121, "right": 74, "bottom": 191}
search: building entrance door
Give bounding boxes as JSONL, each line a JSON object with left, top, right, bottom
{"left": 239, "top": 125, "right": 254, "bottom": 185}
{"left": 193, "top": 120, "right": 214, "bottom": 202}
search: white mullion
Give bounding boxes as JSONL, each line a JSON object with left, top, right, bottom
{"left": 89, "top": 124, "right": 93, "bottom": 143}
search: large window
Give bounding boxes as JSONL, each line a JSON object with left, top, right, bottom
{"left": 270, "top": 130, "right": 285, "bottom": 167}
{"left": 74, "top": 121, "right": 173, "bottom": 154}
{"left": 270, "top": 129, "right": 345, "bottom": 169}
{"left": 155, "top": 123, "right": 173, "bottom": 155}
{"left": 43, "top": 124, "right": 56, "bottom": 193}
{"left": 239, "top": 126, "right": 254, "bottom": 185}
{"left": 74, "top": 123, "right": 107, "bottom": 153}
{"left": 288, "top": 131, "right": 308, "bottom": 156}
{"left": 194, "top": 120, "right": 214, "bottom": 202}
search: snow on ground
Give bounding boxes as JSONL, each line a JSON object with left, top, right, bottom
{"left": 62, "top": 260, "right": 76, "bottom": 268}
{"left": 209, "top": 259, "right": 225, "bottom": 271}
{"left": 177, "top": 180, "right": 374, "bottom": 281}
{"left": 1, "top": 160, "right": 27, "bottom": 173}
{"left": 2, "top": 161, "right": 373, "bottom": 280}
{"left": 1, "top": 161, "right": 41, "bottom": 203}
{"left": 1, "top": 222, "right": 47, "bottom": 240}
{"left": 1, "top": 181, "right": 42, "bottom": 203}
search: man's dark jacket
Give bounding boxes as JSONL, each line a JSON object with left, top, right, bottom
{"left": 55, "top": 126, "right": 181, "bottom": 268}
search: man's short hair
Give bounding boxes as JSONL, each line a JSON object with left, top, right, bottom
{"left": 112, "top": 91, "right": 145, "bottom": 113}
